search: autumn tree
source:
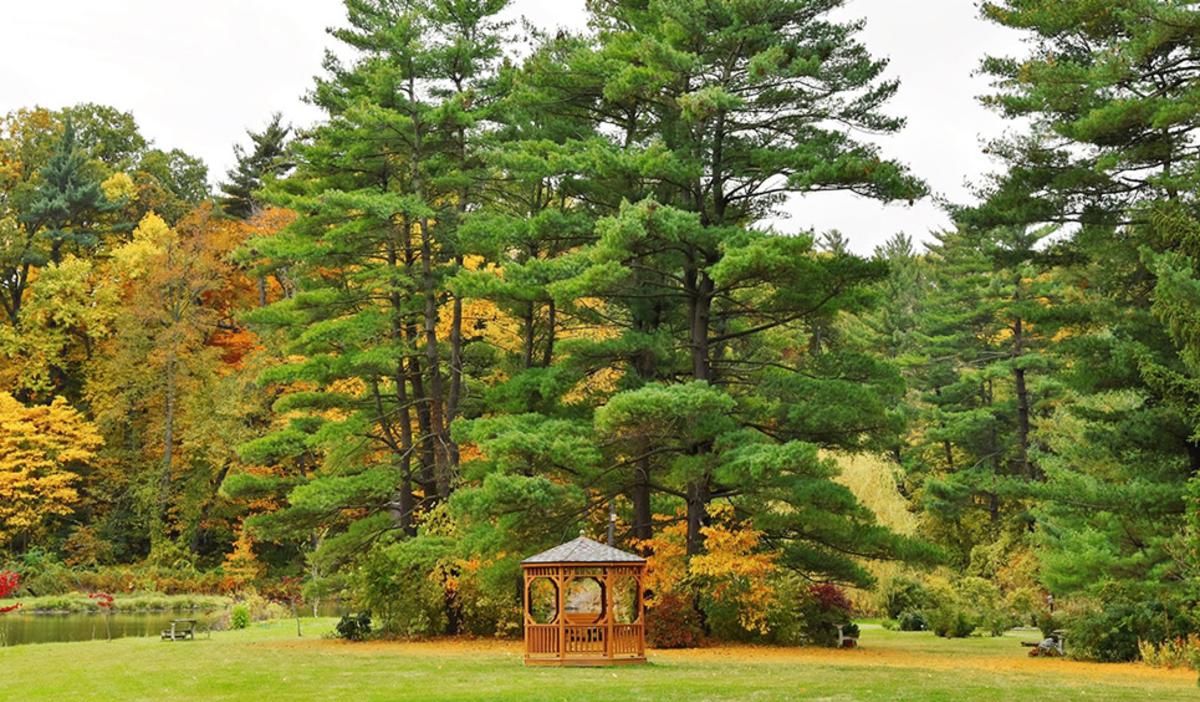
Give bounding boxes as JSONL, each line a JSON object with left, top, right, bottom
{"left": 0, "top": 392, "right": 102, "bottom": 549}
{"left": 0, "top": 115, "right": 113, "bottom": 329}
{"left": 87, "top": 207, "right": 251, "bottom": 556}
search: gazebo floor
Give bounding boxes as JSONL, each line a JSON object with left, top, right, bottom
{"left": 524, "top": 656, "right": 647, "bottom": 667}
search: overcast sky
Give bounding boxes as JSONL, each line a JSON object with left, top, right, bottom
{"left": 2, "top": 0, "right": 1025, "bottom": 254}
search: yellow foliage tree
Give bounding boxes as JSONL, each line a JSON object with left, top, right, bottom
{"left": 0, "top": 392, "right": 102, "bottom": 546}
{"left": 637, "top": 504, "right": 780, "bottom": 636}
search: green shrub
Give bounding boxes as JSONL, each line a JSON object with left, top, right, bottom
{"left": 956, "top": 577, "right": 1010, "bottom": 636}
{"left": 230, "top": 604, "right": 250, "bottom": 630}
{"left": 876, "top": 576, "right": 931, "bottom": 620}
{"left": 1036, "top": 611, "right": 1058, "bottom": 638}
{"left": 897, "top": 609, "right": 927, "bottom": 631}
{"left": 336, "top": 612, "right": 372, "bottom": 641}
{"left": 1064, "top": 596, "right": 1194, "bottom": 663}
{"left": 356, "top": 538, "right": 451, "bottom": 637}
{"left": 792, "top": 583, "right": 854, "bottom": 647}
{"left": 3, "top": 592, "right": 228, "bottom": 614}
{"left": 1004, "top": 586, "right": 1046, "bottom": 628}
{"left": 927, "top": 606, "right": 978, "bottom": 638}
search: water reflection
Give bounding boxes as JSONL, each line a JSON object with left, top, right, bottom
{"left": 0, "top": 602, "right": 345, "bottom": 646}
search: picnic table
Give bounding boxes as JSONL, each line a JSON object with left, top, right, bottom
{"left": 161, "top": 619, "right": 197, "bottom": 641}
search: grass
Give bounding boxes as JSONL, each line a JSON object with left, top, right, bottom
{"left": 1, "top": 592, "right": 230, "bottom": 614}
{"left": 0, "top": 619, "right": 1195, "bottom": 701}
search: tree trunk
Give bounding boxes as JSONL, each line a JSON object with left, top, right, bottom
{"left": 630, "top": 458, "right": 653, "bottom": 541}
{"left": 522, "top": 302, "right": 535, "bottom": 369}
{"left": 685, "top": 269, "right": 715, "bottom": 556}
{"left": 447, "top": 260, "right": 464, "bottom": 469}
{"left": 542, "top": 299, "right": 556, "bottom": 368}
{"left": 1012, "top": 314, "right": 1033, "bottom": 479}
{"left": 158, "top": 353, "right": 177, "bottom": 538}
{"left": 685, "top": 478, "right": 710, "bottom": 556}
{"left": 388, "top": 229, "right": 417, "bottom": 537}
{"left": 419, "top": 219, "right": 450, "bottom": 499}
{"left": 689, "top": 273, "right": 714, "bottom": 382}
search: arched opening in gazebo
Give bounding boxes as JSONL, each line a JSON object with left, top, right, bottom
{"left": 522, "top": 536, "right": 646, "bottom": 666}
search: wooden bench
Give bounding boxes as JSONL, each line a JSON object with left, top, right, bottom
{"left": 161, "top": 619, "right": 197, "bottom": 641}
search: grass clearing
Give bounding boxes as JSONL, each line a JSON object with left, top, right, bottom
{"left": 0, "top": 619, "right": 1195, "bottom": 701}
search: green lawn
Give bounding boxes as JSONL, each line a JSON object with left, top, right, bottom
{"left": 0, "top": 619, "right": 1195, "bottom": 701}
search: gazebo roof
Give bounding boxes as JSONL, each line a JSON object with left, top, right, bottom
{"left": 522, "top": 536, "right": 646, "bottom": 564}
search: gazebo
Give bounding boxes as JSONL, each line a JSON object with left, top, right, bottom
{"left": 521, "top": 536, "right": 647, "bottom": 666}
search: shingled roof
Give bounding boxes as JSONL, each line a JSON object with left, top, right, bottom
{"left": 522, "top": 536, "right": 646, "bottom": 564}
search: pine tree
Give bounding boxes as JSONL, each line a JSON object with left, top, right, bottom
{"left": 974, "top": 0, "right": 1200, "bottom": 600}
{"left": 454, "top": 0, "right": 934, "bottom": 584}
{"left": 1, "top": 120, "right": 113, "bottom": 327}
{"left": 909, "top": 226, "right": 1062, "bottom": 567}
{"left": 239, "top": 0, "right": 511, "bottom": 565}
{"left": 219, "top": 113, "right": 292, "bottom": 220}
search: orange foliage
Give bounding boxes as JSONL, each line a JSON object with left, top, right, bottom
{"left": 223, "top": 525, "right": 265, "bottom": 584}
{"left": 635, "top": 504, "right": 780, "bottom": 636}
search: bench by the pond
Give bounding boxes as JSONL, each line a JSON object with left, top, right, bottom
{"left": 161, "top": 619, "right": 196, "bottom": 642}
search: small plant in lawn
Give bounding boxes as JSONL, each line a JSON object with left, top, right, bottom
{"left": 88, "top": 592, "right": 115, "bottom": 641}
{"left": 230, "top": 604, "right": 251, "bottom": 630}
{"left": 897, "top": 610, "right": 927, "bottom": 632}
{"left": 335, "top": 612, "right": 372, "bottom": 641}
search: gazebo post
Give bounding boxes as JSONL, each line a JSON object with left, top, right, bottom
{"left": 604, "top": 567, "right": 614, "bottom": 659}
{"left": 637, "top": 567, "right": 645, "bottom": 657}
{"left": 556, "top": 566, "right": 565, "bottom": 658}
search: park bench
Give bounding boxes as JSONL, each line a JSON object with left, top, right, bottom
{"left": 836, "top": 624, "right": 859, "bottom": 649}
{"left": 161, "top": 619, "right": 196, "bottom": 641}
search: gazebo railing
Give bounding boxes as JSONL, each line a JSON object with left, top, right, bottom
{"left": 525, "top": 622, "right": 644, "bottom": 659}
{"left": 611, "top": 624, "right": 642, "bottom": 655}
{"left": 526, "top": 624, "right": 560, "bottom": 655}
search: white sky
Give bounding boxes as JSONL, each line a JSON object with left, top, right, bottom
{"left": 2, "top": 0, "right": 1025, "bottom": 255}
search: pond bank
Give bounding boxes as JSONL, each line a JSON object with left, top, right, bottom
{"left": 0, "top": 596, "right": 345, "bottom": 646}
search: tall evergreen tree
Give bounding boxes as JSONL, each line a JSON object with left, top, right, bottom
{"left": 239, "top": 0, "right": 510, "bottom": 567}
{"left": 0, "top": 121, "right": 112, "bottom": 327}
{"left": 220, "top": 114, "right": 292, "bottom": 220}
{"left": 906, "top": 226, "right": 1062, "bottom": 567}
{"left": 974, "top": 0, "right": 1200, "bottom": 601}
{"left": 455, "top": 0, "right": 934, "bottom": 585}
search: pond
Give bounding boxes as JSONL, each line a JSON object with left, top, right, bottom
{"left": 0, "top": 611, "right": 219, "bottom": 647}
{"left": 0, "top": 603, "right": 345, "bottom": 647}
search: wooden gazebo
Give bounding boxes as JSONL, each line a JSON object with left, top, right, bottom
{"left": 521, "top": 536, "right": 646, "bottom": 666}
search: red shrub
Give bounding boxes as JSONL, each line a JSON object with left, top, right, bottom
{"left": 809, "top": 583, "right": 853, "bottom": 616}
{"left": 646, "top": 592, "right": 704, "bottom": 648}
{"left": 0, "top": 571, "right": 21, "bottom": 614}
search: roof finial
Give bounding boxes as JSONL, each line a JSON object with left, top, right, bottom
{"left": 579, "top": 526, "right": 586, "bottom": 538}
